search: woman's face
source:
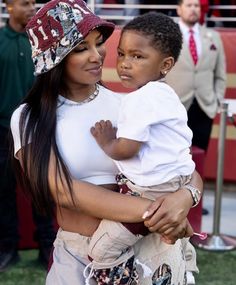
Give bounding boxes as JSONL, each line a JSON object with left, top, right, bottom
{"left": 64, "top": 29, "right": 106, "bottom": 87}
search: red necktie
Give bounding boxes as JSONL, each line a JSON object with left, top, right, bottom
{"left": 189, "top": 29, "right": 198, "bottom": 65}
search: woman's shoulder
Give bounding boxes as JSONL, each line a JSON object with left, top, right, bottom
{"left": 10, "top": 103, "right": 27, "bottom": 128}
{"left": 10, "top": 103, "right": 28, "bottom": 157}
{"left": 11, "top": 103, "right": 27, "bottom": 119}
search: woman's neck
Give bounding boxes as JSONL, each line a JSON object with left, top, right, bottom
{"left": 62, "top": 84, "right": 98, "bottom": 103}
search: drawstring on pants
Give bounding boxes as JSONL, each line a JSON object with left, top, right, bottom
{"left": 83, "top": 262, "right": 94, "bottom": 285}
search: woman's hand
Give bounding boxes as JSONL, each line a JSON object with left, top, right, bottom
{"left": 143, "top": 189, "right": 193, "bottom": 233}
{"left": 143, "top": 193, "right": 194, "bottom": 243}
{"left": 160, "top": 219, "right": 194, "bottom": 244}
{"left": 142, "top": 170, "right": 203, "bottom": 240}
{"left": 141, "top": 187, "right": 196, "bottom": 243}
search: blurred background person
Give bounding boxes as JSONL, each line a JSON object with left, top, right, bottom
{"left": 0, "top": 0, "right": 56, "bottom": 272}
{"left": 140, "top": 0, "right": 209, "bottom": 21}
{"left": 166, "top": 0, "right": 226, "bottom": 216}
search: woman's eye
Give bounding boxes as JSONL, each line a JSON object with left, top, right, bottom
{"left": 73, "top": 46, "right": 87, "bottom": 53}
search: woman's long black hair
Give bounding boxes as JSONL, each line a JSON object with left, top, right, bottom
{"left": 13, "top": 61, "right": 74, "bottom": 216}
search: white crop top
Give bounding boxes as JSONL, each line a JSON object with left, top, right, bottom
{"left": 10, "top": 85, "right": 122, "bottom": 185}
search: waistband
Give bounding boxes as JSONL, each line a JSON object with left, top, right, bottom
{"left": 116, "top": 173, "right": 192, "bottom": 199}
{"left": 53, "top": 228, "right": 91, "bottom": 258}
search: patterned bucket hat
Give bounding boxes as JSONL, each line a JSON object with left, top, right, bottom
{"left": 26, "top": 0, "right": 115, "bottom": 75}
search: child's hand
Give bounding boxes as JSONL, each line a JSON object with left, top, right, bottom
{"left": 90, "top": 120, "right": 117, "bottom": 149}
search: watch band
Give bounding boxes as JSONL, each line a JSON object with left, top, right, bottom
{"left": 185, "top": 184, "right": 201, "bottom": 208}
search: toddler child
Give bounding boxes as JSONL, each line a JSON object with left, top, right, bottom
{"left": 88, "top": 12, "right": 200, "bottom": 285}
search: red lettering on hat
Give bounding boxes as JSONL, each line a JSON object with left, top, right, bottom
{"left": 28, "top": 15, "right": 64, "bottom": 53}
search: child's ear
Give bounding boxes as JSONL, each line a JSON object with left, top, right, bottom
{"left": 161, "top": 57, "right": 175, "bottom": 75}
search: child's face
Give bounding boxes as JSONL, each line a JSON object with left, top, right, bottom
{"left": 116, "top": 30, "right": 166, "bottom": 89}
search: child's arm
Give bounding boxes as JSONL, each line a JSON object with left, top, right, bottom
{"left": 91, "top": 120, "right": 142, "bottom": 160}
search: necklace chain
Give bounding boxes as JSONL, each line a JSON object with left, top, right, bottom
{"left": 58, "top": 84, "right": 99, "bottom": 106}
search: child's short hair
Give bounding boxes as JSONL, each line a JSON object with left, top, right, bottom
{"left": 122, "top": 12, "right": 183, "bottom": 63}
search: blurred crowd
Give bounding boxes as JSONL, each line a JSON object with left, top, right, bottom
{"left": 84, "top": 0, "right": 236, "bottom": 27}
{"left": 1, "top": 0, "right": 236, "bottom": 27}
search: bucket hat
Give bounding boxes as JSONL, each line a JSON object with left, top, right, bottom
{"left": 26, "top": 0, "right": 115, "bottom": 75}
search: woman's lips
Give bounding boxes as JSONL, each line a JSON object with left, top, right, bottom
{"left": 87, "top": 65, "right": 102, "bottom": 76}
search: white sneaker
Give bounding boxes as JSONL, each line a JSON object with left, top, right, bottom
{"left": 186, "top": 271, "right": 196, "bottom": 284}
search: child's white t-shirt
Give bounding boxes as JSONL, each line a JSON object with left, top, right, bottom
{"left": 116, "top": 81, "right": 195, "bottom": 187}
{"left": 10, "top": 85, "right": 121, "bottom": 185}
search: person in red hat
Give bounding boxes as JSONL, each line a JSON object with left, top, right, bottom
{"left": 10, "top": 0, "right": 203, "bottom": 284}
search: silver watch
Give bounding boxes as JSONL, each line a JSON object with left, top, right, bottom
{"left": 185, "top": 184, "right": 201, "bottom": 207}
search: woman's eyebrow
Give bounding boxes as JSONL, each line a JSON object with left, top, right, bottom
{"left": 82, "top": 33, "right": 103, "bottom": 44}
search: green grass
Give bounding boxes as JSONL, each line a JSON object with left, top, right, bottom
{"left": 195, "top": 249, "right": 236, "bottom": 285}
{"left": 0, "top": 250, "right": 46, "bottom": 285}
{"left": 0, "top": 249, "right": 236, "bottom": 284}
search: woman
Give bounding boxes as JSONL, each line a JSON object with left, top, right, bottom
{"left": 10, "top": 0, "right": 203, "bottom": 284}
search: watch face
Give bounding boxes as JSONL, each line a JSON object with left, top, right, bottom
{"left": 194, "top": 189, "right": 201, "bottom": 201}
{"left": 186, "top": 185, "right": 201, "bottom": 207}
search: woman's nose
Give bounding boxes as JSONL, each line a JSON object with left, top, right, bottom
{"left": 89, "top": 48, "right": 102, "bottom": 62}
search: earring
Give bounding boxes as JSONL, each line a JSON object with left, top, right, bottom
{"left": 161, "top": 70, "right": 167, "bottom": 76}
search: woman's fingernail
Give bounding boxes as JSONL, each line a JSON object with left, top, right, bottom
{"left": 142, "top": 211, "right": 149, "bottom": 219}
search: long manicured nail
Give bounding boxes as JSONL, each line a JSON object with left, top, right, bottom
{"left": 142, "top": 211, "right": 150, "bottom": 219}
